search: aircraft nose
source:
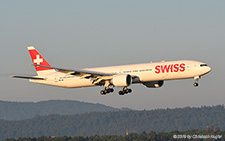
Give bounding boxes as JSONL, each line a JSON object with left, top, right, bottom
{"left": 206, "top": 66, "right": 212, "bottom": 73}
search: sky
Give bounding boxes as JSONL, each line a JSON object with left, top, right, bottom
{"left": 0, "top": 1, "right": 225, "bottom": 110}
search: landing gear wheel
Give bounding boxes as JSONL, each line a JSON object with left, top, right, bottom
{"left": 107, "top": 89, "right": 111, "bottom": 93}
{"left": 118, "top": 87, "right": 132, "bottom": 95}
{"left": 193, "top": 83, "right": 199, "bottom": 87}
{"left": 128, "top": 89, "right": 132, "bottom": 93}
{"left": 118, "top": 91, "right": 125, "bottom": 95}
{"left": 100, "top": 90, "right": 106, "bottom": 95}
{"left": 100, "top": 87, "right": 114, "bottom": 95}
{"left": 124, "top": 88, "right": 132, "bottom": 94}
{"left": 109, "top": 88, "right": 114, "bottom": 93}
{"left": 104, "top": 90, "right": 108, "bottom": 94}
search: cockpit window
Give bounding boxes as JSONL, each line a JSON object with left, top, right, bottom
{"left": 200, "top": 64, "right": 208, "bottom": 67}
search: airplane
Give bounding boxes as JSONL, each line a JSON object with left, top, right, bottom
{"left": 11, "top": 46, "right": 211, "bottom": 95}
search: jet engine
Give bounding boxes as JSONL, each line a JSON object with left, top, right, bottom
{"left": 142, "top": 81, "right": 164, "bottom": 88}
{"left": 111, "top": 74, "right": 132, "bottom": 87}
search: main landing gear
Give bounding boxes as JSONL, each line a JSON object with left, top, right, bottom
{"left": 100, "top": 86, "right": 132, "bottom": 95}
{"left": 100, "top": 87, "right": 133, "bottom": 95}
{"left": 100, "top": 81, "right": 114, "bottom": 95}
{"left": 100, "top": 81, "right": 133, "bottom": 95}
{"left": 118, "top": 87, "right": 132, "bottom": 95}
{"left": 100, "top": 88, "right": 114, "bottom": 95}
{"left": 193, "top": 76, "right": 200, "bottom": 87}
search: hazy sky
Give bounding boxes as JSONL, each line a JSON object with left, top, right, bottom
{"left": 0, "top": 1, "right": 225, "bottom": 110}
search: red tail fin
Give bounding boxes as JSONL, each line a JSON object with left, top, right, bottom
{"left": 27, "top": 46, "right": 53, "bottom": 72}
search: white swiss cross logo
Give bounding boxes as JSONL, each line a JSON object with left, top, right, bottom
{"left": 34, "top": 55, "right": 43, "bottom": 66}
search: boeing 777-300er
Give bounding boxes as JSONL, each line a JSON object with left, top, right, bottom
{"left": 11, "top": 46, "right": 211, "bottom": 95}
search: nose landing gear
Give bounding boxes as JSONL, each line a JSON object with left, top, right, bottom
{"left": 193, "top": 76, "right": 200, "bottom": 87}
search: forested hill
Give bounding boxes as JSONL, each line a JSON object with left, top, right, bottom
{"left": 0, "top": 105, "right": 224, "bottom": 140}
{"left": 0, "top": 100, "right": 130, "bottom": 120}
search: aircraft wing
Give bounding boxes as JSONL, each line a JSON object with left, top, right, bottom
{"left": 36, "top": 65, "right": 115, "bottom": 84}
{"left": 36, "top": 65, "right": 113, "bottom": 76}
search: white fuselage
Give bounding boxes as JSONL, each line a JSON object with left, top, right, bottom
{"left": 30, "top": 60, "right": 211, "bottom": 88}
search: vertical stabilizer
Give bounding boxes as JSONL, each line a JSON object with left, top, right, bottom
{"left": 27, "top": 46, "right": 54, "bottom": 75}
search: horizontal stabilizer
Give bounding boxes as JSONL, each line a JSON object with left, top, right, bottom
{"left": 10, "top": 75, "right": 45, "bottom": 80}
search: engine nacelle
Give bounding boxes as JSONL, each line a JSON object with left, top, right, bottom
{"left": 111, "top": 74, "right": 132, "bottom": 87}
{"left": 142, "top": 81, "right": 164, "bottom": 88}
